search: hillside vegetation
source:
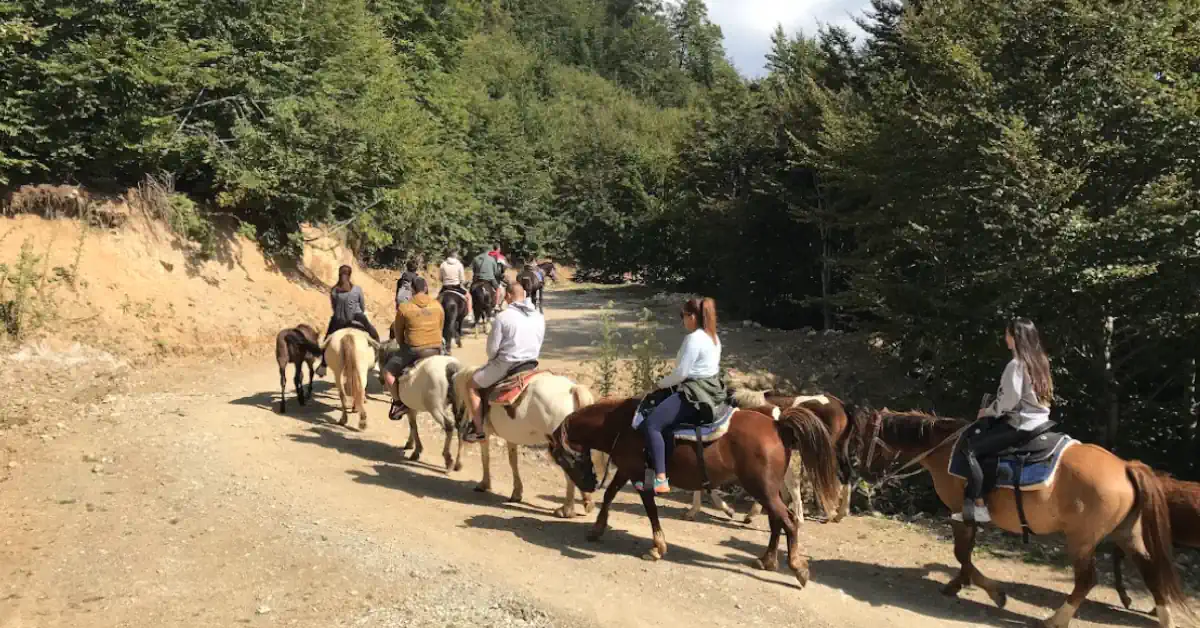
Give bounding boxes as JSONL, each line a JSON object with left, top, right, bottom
{"left": 2, "top": 0, "right": 1197, "bottom": 476}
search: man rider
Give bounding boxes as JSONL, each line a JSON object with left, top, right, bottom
{"left": 487, "top": 244, "right": 509, "bottom": 307}
{"left": 462, "top": 277, "right": 544, "bottom": 443}
{"left": 470, "top": 247, "right": 502, "bottom": 311}
{"left": 439, "top": 250, "right": 470, "bottom": 315}
{"left": 383, "top": 277, "right": 445, "bottom": 409}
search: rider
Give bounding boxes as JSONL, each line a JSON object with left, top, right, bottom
{"left": 382, "top": 277, "right": 445, "bottom": 400}
{"left": 318, "top": 265, "right": 380, "bottom": 375}
{"left": 956, "top": 317, "right": 1054, "bottom": 524}
{"left": 634, "top": 297, "right": 726, "bottom": 494}
{"left": 470, "top": 247, "right": 502, "bottom": 311}
{"left": 462, "top": 277, "right": 545, "bottom": 443}
{"left": 395, "top": 260, "right": 420, "bottom": 308}
{"left": 487, "top": 244, "right": 509, "bottom": 307}
{"left": 438, "top": 250, "right": 471, "bottom": 315}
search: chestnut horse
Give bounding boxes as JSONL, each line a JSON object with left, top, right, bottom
{"left": 550, "top": 399, "right": 840, "bottom": 588}
{"left": 275, "top": 324, "right": 323, "bottom": 413}
{"left": 690, "top": 390, "right": 858, "bottom": 524}
{"left": 1113, "top": 473, "right": 1200, "bottom": 612}
{"left": 856, "top": 409, "right": 1191, "bottom": 627}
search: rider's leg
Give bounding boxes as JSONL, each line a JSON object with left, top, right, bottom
{"left": 961, "top": 422, "right": 1026, "bottom": 521}
{"left": 638, "top": 392, "right": 686, "bottom": 493}
{"left": 353, "top": 313, "right": 381, "bottom": 342}
{"left": 318, "top": 316, "right": 343, "bottom": 373}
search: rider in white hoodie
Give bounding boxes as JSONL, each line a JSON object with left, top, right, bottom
{"left": 463, "top": 277, "right": 545, "bottom": 442}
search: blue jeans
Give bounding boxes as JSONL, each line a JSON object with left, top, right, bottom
{"left": 639, "top": 392, "right": 699, "bottom": 476}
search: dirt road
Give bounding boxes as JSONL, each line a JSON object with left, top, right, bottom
{"left": 0, "top": 287, "right": 1180, "bottom": 628}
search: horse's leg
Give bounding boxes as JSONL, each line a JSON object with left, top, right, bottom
{"left": 638, "top": 491, "right": 668, "bottom": 561}
{"left": 684, "top": 491, "right": 703, "bottom": 520}
{"left": 1119, "top": 529, "right": 1173, "bottom": 626}
{"left": 335, "top": 372, "right": 349, "bottom": 425}
{"left": 279, "top": 366, "right": 287, "bottom": 413}
{"left": 555, "top": 471, "right": 578, "bottom": 519}
{"left": 438, "top": 410, "right": 454, "bottom": 471}
{"left": 589, "top": 471, "right": 628, "bottom": 542}
{"left": 1112, "top": 546, "right": 1133, "bottom": 610}
{"left": 755, "top": 507, "right": 783, "bottom": 573}
{"left": 1043, "top": 539, "right": 1099, "bottom": 628}
{"left": 474, "top": 434, "right": 491, "bottom": 493}
{"left": 941, "top": 521, "right": 1008, "bottom": 608}
{"left": 833, "top": 480, "right": 852, "bottom": 523}
{"left": 745, "top": 501, "right": 763, "bottom": 524}
{"left": 293, "top": 363, "right": 305, "bottom": 406}
{"left": 506, "top": 443, "right": 523, "bottom": 503}
{"left": 406, "top": 410, "right": 423, "bottom": 461}
{"left": 452, "top": 414, "right": 465, "bottom": 472}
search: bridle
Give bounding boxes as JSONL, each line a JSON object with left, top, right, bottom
{"left": 857, "top": 411, "right": 968, "bottom": 489}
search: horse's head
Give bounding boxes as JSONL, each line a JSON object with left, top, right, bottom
{"left": 548, "top": 419, "right": 598, "bottom": 493}
{"left": 851, "top": 408, "right": 962, "bottom": 483}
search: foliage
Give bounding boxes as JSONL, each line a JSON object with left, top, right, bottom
{"left": 0, "top": 237, "right": 59, "bottom": 339}
{"left": 630, "top": 307, "right": 669, "bottom": 392}
{"left": 589, "top": 300, "right": 622, "bottom": 397}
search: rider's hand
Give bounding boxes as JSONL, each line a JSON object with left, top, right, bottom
{"left": 976, "top": 407, "right": 989, "bottom": 419}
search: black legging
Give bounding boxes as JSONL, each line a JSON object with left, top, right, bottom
{"left": 964, "top": 420, "right": 1029, "bottom": 500}
{"left": 324, "top": 313, "right": 380, "bottom": 343}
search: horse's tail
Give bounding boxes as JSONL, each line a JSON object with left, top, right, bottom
{"left": 341, "top": 334, "right": 364, "bottom": 413}
{"left": 775, "top": 407, "right": 840, "bottom": 518}
{"left": 570, "top": 384, "right": 595, "bottom": 411}
{"left": 1126, "top": 460, "right": 1192, "bottom": 619}
{"left": 732, "top": 388, "right": 768, "bottom": 409}
{"left": 276, "top": 331, "right": 291, "bottom": 370}
{"left": 445, "top": 360, "right": 461, "bottom": 413}
{"left": 295, "top": 334, "right": 324, "bottom": 358}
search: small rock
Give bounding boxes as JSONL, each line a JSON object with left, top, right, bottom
{"left": 40, "top": 434, "right": 54, "bottom": 442}
{"left": 91, "top": 464, "right": 104, "bottom": 474}
{"left": 7, "top": 461, "right": 17, "bottom": 469}
{"left": 256, "top": 605, "right": 272, "bottom": 615}
{"left": 83, "top": 454, "right": 100, "bottom": 463}
{"left": 350, "top": 590, "right": 359, "bottom": 597}
{"left": 56, "top": 422, "right": 66, "bottom": 430}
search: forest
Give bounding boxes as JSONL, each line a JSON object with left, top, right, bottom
{"left": 2, "top": 0, "right": 1198, "bottom": 477}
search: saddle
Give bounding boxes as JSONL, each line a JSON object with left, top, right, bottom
{"left": 948, "top": 420, "right": 1076, "bottom": 541}
{"left": 480, "top": 361, "right": 541, "bottom": 421}
{"left": 633, "top": 390, "right": 736, "bottom": 495}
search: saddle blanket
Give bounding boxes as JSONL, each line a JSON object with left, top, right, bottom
{"left": 947, "top": 430, "right": 1077, "bottom": 492}
{"left": 671, "top": 404, "right": 736, "bottom": 443}
{"left": 489, "top": 369, "right": 549, "bottom": 406}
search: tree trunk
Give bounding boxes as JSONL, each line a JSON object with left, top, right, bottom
{"left": 1188, "top": 356, "right": 1198, "bottom": 474}
{"left": 815, "top": 173, "right": 833, "bottom": 330}
{"left": 1102, "top": 315, "right": 1119, "bottom": 448}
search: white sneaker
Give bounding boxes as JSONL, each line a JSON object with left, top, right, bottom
{"left": 951, "top": 504, "right": 991, "bottom": 523}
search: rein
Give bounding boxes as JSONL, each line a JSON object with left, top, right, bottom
{"left": 861, "top": 413, "right": 970, "bottom": 488}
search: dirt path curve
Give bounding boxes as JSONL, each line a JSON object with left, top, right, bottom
{"left": 0, "top": 288, "right": 1171, "bottom": 628}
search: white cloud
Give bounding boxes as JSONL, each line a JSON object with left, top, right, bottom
{"left": 703, "top": 0, "right": 874, "bottom": 77}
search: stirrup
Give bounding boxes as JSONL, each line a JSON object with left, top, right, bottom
{"left": 388, "top": 399, "right": 406, "bottom": 421}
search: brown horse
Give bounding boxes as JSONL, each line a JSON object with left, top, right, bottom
{"left": 855, "top": 409, "right": 1192, "bottom": 627}
{"left": 1114, "top": 473, "right": 1200, "bottom": 611}
{"left": 691, "top": 390, "right": 858, "bottom": 524}
{"left": 549, "top": 399, "right": 841, "bottom": 587}
{"left": 275, "top": 324, "right": 323, "bottom": 413}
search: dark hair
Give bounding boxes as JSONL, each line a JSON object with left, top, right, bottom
{"left": 682, "top": 297, "right": 718, "bottom": 343}
{"left": 406, "top": 260, "right": 418, "bottom": 273}
{"left": 492, "top": 244, "right": 500, "bottom": 251}
{"left": 1007, "top": 317, "right": 1053, "bottom": 405}
{"left": 336, "top": 265, "right": 353, "bottom": 291}
{"left": 412, "top": 276, "right": 428, "bottom": 293}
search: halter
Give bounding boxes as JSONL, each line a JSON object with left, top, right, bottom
{"left": 858, "top": 411, "right": 969, "bottom": 489}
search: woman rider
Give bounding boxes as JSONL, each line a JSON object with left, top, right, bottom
{"left": 317, "top": 265, "right": 380, "bottom": 375}
{"left": 956, "top": 317, "right": 1053, "bottom": 524}
{"left": 634, "top": 297, "right": 726, "bottom": 494}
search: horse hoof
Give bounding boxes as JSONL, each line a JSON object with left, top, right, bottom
{"left": 742, "top": 515, "right": 756, "bottom": 525}
{"left": 554, "top": 506, "right": 575, "bottom": 519}
{"left": 408, "top": 450, "right": 422, "bottom": 461}
{"left": 474, "top": 484, "right": 490, "bottom": 493}
{"left": 582, "top": 500, "right": 594, "bottom": 515}
{"left": 682, "top": 510, "right": 699, "bottom": 521}
{"left": 400, "top": 443, "right": 412, "bottom": 451}
{"left": 940, "top": 581, "right": 963, "bottom": 598}
{"left": 453, "top": 462, "right": 463, "bottom": 472}
{"left": 338, "top": 417, "right": 349, "bottom": 426}
{"left": 1118, "top": 594, "right": 1133, "bottom": 610}
{"left": 753, "top": 556, "right": 778, "bottom": 572}
{"left": 506, "top": 492, "right": 523, "bottom": 503}
{"left": 988, "top": 589, "right": 1007, "bottom": 609}
{"left": 793, "top": 566, "right": 809, "bottom": 589}
{"left": 642, "top": 549, "right": 662, "bottom": 561}
{"left": 586, "top": 530, "right": 604, "bottom": 542}
{"left": 443, "top": 457, "right": 454, "bottom": 471}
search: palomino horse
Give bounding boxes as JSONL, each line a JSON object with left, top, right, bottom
{"left": 688, "top": 390, "right": 858, "bottom": 524}
{"left": 375, "top": 340, "right": 463, "bottom": 470}
{"left": 438, "top": 289, "right": 468, "bottom": 353}
{"left": 550, "top": 401, "right": 840, "bottom": 587}
{"left": 855, "top": 409, "right": 1192, "bottom": 627}
{"left": 451, "top": 366, "right": 598, "bottom": 518}
{"left": 320, "top": 327, "right": 378, "bottom": 430}
{"left": 1113, "top": 473, "right": 1200, "bottom": 611}
{"left": 275, "top": 324, "right": 323, "bottom": 414}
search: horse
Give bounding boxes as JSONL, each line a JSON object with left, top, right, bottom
{"left": 320, "top": 327, "right": 378, "bottom": 430}
{"left": 854, "top": 409, "right": 1192, "bottom": 627}
{"left": 375, "top": 340, "right": 464, "bottom": 470}
{"left": 275, "top": 324, "right": 323, "bottom": 414}
{"left": 451, "top": 366, "right": 599, "bottom": 518}
{"left": 550, "top": 401, "right": 841, "bottom": 587}
{"left": 438, "top": 289, "right": 468, "bottom": 353}
{"left": 469, "top": 280, "right": 496, "bottom": 337}
{"left": 1113, "top": 472, "right": 1200, "bottom": 612}
{"left": 516, "top": 265, "right": 544, "bottom": 313}
{"left": 537, "top": 261, "right": 558, "bottom": 284}
{"left": 687, "top": 389, "right": 859, "bottom": 525}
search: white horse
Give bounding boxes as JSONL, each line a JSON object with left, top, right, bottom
{"left": 321, "top": 327, "right": 379, "bottom": 430}
{"left": 375, "top": 341, "right": 464, "bottom": 470}
{"left": 452, "top": 366, "right": 598, "bottom": 518}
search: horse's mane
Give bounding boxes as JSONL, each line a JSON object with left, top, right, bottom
{"left": 873, "top": 409, "right": 967, "bottom": 449}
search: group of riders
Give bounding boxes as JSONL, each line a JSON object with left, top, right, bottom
{"left": 314, "top": 245, "right": 1055, "bottom": 525}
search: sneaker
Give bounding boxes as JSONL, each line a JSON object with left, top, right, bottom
{"left": 388, "top": 400, "right": 407, "bottom": 421}
{"left": 951, "top": 503, "right": 991, "bottom": 524}
{"left": 463, "top": 422, "right": 487, "bottom": 443}
{"left": 653, "top": 477, "right": 671, "bottom": 494}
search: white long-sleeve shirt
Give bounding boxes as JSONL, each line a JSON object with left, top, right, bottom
{"left": 658, "top": 329, "right": 721, "bottom": 389}
{"left": 485, "top": 299, "right": 544, "bottom": 364}
{"left": 982, "top": 358, "right": 1050, "bottom": 431}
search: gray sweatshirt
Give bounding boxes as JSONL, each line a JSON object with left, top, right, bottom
{"left": 486, "top": 299, "right": 544, "bottom": 364}
{"left": 983, "top": 358, "right": 1050, "bottom": 431}
{"left": 331, "top": 285, "right": 367, "bottom": 324}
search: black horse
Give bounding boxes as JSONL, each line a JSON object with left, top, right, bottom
{"left": 438, "top": 288, "right": 468, "bottom": 353}
{"left": 536, "top": 261, "right": 558, "bottom": 284}
{"left": 469, "top": 279, "right": 496, "bottom": 336}
{"left": 517, "top": 264, "right": 545, "bottom": 313}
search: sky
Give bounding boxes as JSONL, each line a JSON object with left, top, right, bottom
{"left": 704, "top": 0, "right": 875, "bottom": 77}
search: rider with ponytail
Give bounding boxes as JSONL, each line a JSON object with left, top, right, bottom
{"left": 957, "top": 317, "right": 1054, "bottom": 524}
{"left": 634, "top": 297, "right": 728, "bottom": 494}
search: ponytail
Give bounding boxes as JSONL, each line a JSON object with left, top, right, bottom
{"left": 683, "top": 297, "right": 719, "bottom": 343}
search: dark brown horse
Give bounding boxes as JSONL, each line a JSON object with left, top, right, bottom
{"left": 1114, "top": 473, "right": 1200, "bottom": 611}
{"left": 438, "top": 288, "right": 468, "bottom": 353}
{"left": 550, "top": 398, "right": 840, "bottom": 587}
{"left": 536, "top": 261, "right": 558, "bottom": 284}
{"left": 275, "top": 324, "right": 323, "bottom": 413}
{"left": 855, "top": 409, "right": 1192, "bottom": 627}
{"left": 516, "top": 265, "right": 545, "bottom": 313}
{"left": 692, "top": 390, "right": 859, "bottom": 523}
